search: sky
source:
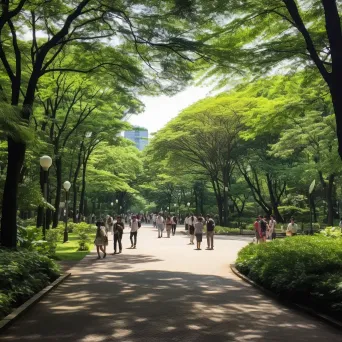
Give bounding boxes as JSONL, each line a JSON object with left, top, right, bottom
{"left": 128, "top": 86, "right": 213, "bottom": 136}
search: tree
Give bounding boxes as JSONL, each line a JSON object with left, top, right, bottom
{"left": 0, "top": 0, "right": 202, "bottom": 247}
{"left": 194, "top": 1, "right": 342, "bottom": 159}
{"left": 148, "top": 94, "right": 245, "bottom": 225}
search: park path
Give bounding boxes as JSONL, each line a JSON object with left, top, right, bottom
{"left": 1, "top": 225, "right": 341, "bottom": 342}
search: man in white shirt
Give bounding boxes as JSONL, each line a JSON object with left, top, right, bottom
{"left": 156, "top": 213, "right": 165, "bottom": 238}
{"left": 130, "top": 215, "right": 140, "bottom": 248}
{"left": 184, "top": 215, "right": 189, "bottom": 231}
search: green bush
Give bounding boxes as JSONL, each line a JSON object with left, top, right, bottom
{"left": 0, "top": 249, "right": 60, "bottom": 319}
{"left": 236, "top": 236, "right": 342, "bottom": 317}
{"left": 214, "top": 226, "right": 240, "bottom": 234}
{"left": 77, "top": 231, "right": 92, "bottom": 251}
{"left": 320, "top": 227, "right": 342, "bottom": 238}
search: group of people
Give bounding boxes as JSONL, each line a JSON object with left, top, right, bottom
{"left": 94, "top": 214, "right": 142, "bottom": 259}
{"left": 253, "top": 215, "right": 277, "bottom": 243}
{"left": 152, "top": 213, "right": 178, "bottom": 238}
{"left": 186, "top": 214, "right": 216, "bottom": 250}
{"left": 152, "top": 213, "right": 216, "bottom": 250}
{"left": 253, "top": 215, "right": 299, "bottom": 243}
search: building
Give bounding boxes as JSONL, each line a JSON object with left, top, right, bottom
{"left": 124, "top": 127, "right": 149, "bottom": 151}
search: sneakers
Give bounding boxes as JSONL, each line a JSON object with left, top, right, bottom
{"left": 103, "top": 253, "right": 107, "bottom": 259}
{"left": 133, "top": 245, "right": 136, "bottom": 249}
{"left": 119, "top": 250, "right": 122, "bottom": 254}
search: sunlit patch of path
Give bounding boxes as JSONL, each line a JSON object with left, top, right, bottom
{"left": 1, "top": 226, "right": 341, "bottom": 341}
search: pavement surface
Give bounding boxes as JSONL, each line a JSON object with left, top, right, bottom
{"left": 2, "top": 225, "right": 341, "bottom": 341}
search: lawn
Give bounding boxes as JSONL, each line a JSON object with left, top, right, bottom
{"left": 55, "top": 232, "right": 95, "bottom": 261}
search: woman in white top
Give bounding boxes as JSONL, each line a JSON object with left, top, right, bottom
{"left": 194, "top": 217, "right": 204, "bottom": 250}
{"left": 268, "top": 215, "right": 277, "bottom": 240}
{"left": 94, "top": 221, "right": 108, "bottom": 259}
{"left": 156, "top": 214, "right": 165, "bottom": 238}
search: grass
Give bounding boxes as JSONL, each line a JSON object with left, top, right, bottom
{"left": 55, "top": 232, "right": 95, "bottom": 261}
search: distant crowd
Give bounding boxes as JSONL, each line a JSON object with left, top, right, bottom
{"left": 92, "top": 212, "right": 216, "bottom": 259}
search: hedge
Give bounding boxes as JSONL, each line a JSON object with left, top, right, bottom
{"left": 236, "top": 236, "right": 342, "bottom": 318}
{"left": 0, "top": 249, "right": 60, "bottom": 319}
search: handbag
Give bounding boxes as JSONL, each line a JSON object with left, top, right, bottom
{"left": 104, "top": 235, "right": 108, "bottom": 244}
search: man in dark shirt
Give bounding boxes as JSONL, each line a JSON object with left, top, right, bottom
{"left": 113, "top": 216, "right": 124, "bottom": 254}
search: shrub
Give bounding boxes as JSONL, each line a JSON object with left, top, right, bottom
{"left": 236, "top": 236, "right": 342, "bottom": 317}
{"left": 77, "top": 231, "right": 92, "bottom": 251}
{"left": 320, "top": 227, "right": 342, "bottom": 238}
{"left": 0, "top": 249, "right": 60, "bottom": 319}
{"left": 214, "top": 226, "right": 240, "bottom": 234}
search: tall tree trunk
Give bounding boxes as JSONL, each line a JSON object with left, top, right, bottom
{"left": 266, "top": 174, "right": 284, "bottom": 222}
{"left": 36, "top": 167, "right": 44, "bottom": 227}
{"left": 327, "top": 174, "right": 335, "bottom": 226}
{"left": 79, "top": 161, "right": 87, "bottom": 216}
{"left": 53, "top": 156, "right": 62, "bottom": 228}
{"left": 0, "top": 138, "right": 25, "bottom": 247}
{"left": 72, "top": 142, "right": 83, "bottom": 222}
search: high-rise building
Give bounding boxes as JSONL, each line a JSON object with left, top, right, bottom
{"left": 124, "top": 127, "right": 148, "bottom": 151}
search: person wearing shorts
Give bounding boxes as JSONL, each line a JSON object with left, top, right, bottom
{"left": 194, "top": 217, "right": 204, "bottom": 250}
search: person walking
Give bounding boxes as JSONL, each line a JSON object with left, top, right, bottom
{"left": 152, "top": 213, "right": 157, "bottom": 228}
{"left": 287, "top": 217, "right": 298, "bottom": 236}
{"left": 259, "top": 216, "right": 268, "bottom": 242}
{"left": 129, "top": 215, "right": 139, "bottom": 248}
{"left": 156, "top": 213, "right": 165, "bottom": 238}
{"left": 194, "top": 217, "right": 204, "bottom": 250}
{"left": 184, "top": 214, "right": 189, "bottom": 231}
{"left": 165, "top": 216, "right": 173, "bottom": 238}
{"left": 188, "top": 214, "right": 197, "bottom": 245}
{"left": 206, "top": 215, "right": 215, "bottom": 250}
{"left": 94, "top": 221, "right": 108, "bottom": 259}
{"left": 172, "top": 215, "right": 177, "bottom": 236}
{"left": 106, "top": 215, "right": 114, "bottom": 237}
{"left": 113, "top": 216, "right": 124, "bottom": 254}
{"left": 268, "top": 215, "right": 277, "bottom": 240}
{"left": 253, "top": 217, "right": 261, "bottom": 243}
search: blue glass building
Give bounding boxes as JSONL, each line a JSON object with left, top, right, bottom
{"left": 124, "top": 128, "right": 149, "bottom": 151}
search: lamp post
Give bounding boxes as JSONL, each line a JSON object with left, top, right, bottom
{"left": 63, "top": 181, "right": 71, "bottom": 243}
{"left": 116, "top": 199, "right": 119, "bottom": 214}
{"left": 40, "top": 155, "right": 52, "bottom": 240}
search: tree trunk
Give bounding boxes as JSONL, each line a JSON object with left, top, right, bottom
{"left": 0, "top": 138, "right": 26, "bottom": 248}
{"left": 53, "top": 156, "right": 62, "bottom": 228}
{"left": 79, "top": 161, "right": 87, "bottom": 216}
{"left": 266, "top": 173, "right": 284, "bottom": 222}
{"left": 327, "top": 174, "right": 335, "bottom": 226}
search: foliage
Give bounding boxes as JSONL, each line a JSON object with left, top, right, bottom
{"left": 320, "top": 227, "right": 342, "bottom": 239}
{"left": 55, "top": 232, "right": 96, "bottom": 261}
{"left": 214, "top": 226, "right": 241, "bottom": 234}
{"left": 236, "top": 236, "right": 342, "bottom": 316}
{"left": 0, "top": 249, "right": 60, "bottom": 319}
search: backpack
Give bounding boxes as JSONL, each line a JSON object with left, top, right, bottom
{"left": 207, "top": 219, "right": 215, "bottom": 232}
{"left": 260, "top": 219, "right": 267, "bottom": 231}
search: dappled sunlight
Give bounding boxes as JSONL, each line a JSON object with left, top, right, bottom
{"left": 2, "top": 228, "right": 341, "bottom": 342}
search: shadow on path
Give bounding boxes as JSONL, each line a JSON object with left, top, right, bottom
{"left": 2, "top": 259, "right": 341, "bottom": 341}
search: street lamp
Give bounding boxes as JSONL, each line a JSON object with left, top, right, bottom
{"left": 40, "top": 155, "right": 52, "bottom": 240}
{"left": 63, "top": 181, "right": 71, "bottom": 243}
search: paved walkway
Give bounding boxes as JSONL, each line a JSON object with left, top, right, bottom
{"left": 2, "top": 226, "right": 341, "bottom": 341}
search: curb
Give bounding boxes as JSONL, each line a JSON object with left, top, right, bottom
{"left": 230, "top": 264, "right": 342, "bottom": 331}
{"left": 0, "top": 273, "right": 71, "bottom": 333}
